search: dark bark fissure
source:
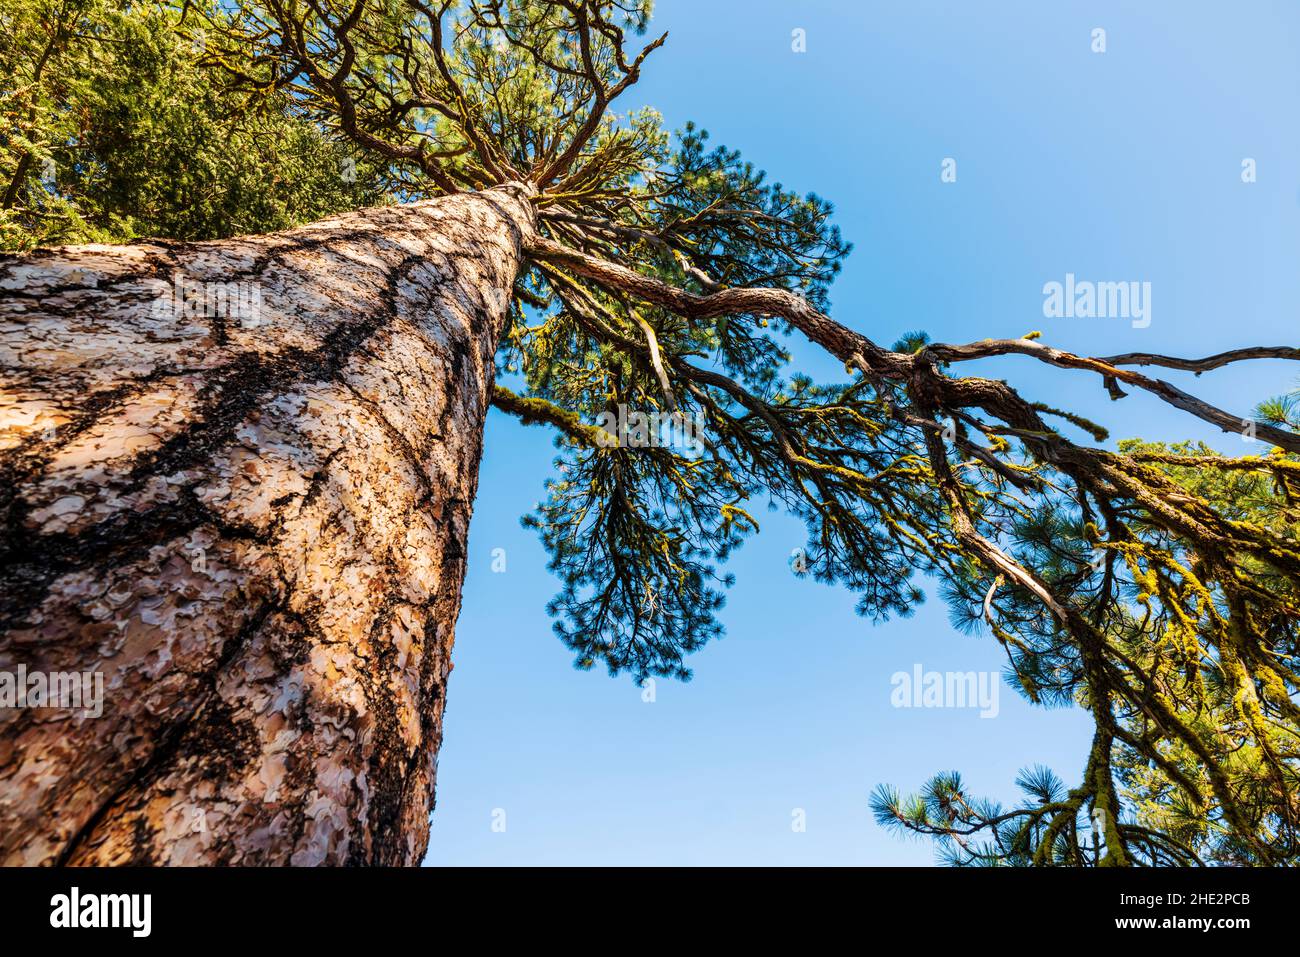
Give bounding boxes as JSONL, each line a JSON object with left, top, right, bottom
{"left": 1, "top": 241, "right": 433, "bottom": 628}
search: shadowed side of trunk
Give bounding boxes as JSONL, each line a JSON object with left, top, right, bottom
{"left": 0, "top": 184, "right": 535, "bottom": 864}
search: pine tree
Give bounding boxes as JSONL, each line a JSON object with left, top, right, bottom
{"left": 875, "top": 432, "right": 1300, "bottom": 866}
{"left": 2, "top": 0, "right": 1298, "bottom": 865}
{"left": 0, "top": 0, "right": 390, "bottom": 248}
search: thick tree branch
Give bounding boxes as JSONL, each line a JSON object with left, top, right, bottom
{"left": 927, "top": 337, "right": 1300, "bottom": 453}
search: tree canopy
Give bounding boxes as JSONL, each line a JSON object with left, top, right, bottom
{"left": 0, "top": 0, "right": 387, "bottom": 248}
{"left": 6, "top": 0, "right": 1300, "bottom": 865}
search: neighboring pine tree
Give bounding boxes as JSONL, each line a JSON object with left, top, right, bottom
{"left": 1, "top": 1, "right": 1297, "bottom": 865}
{"left": 0, "top": 0, "right": 387, "bottom": 249}
{"left": 875, "top": 425, "right": 1300, "bottom": 866}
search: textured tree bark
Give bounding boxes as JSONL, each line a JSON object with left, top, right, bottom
{"left": 0, "top": 184, "right": 535, "bottom": 864}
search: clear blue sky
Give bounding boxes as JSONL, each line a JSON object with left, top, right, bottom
{"left": 425, "top": 0, "right": 1300, "bottom": 865}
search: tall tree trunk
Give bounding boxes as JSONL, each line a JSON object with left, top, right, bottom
{"left": 0, "top": 183, "right": 536, "bottom": 864}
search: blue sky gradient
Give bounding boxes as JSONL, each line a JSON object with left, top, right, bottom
{"left": 426, "top": 0, "right": 1300, "bottom": 865}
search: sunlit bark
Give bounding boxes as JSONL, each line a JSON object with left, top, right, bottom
{"left": 0, "top": 184, "right": 535, "bottom": 864}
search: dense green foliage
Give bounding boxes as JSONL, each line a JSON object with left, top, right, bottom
{"left": 0, "top": 0, "right": 387, "bottom": 249}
